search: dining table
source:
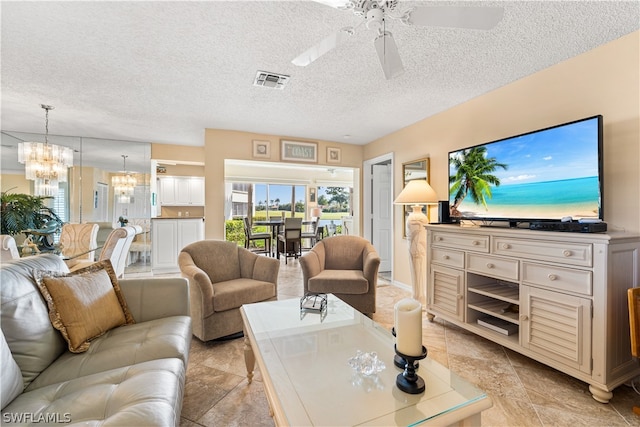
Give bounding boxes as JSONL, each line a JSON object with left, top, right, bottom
{"left": 252, "top": 219, "right": 316, "bottom": 257}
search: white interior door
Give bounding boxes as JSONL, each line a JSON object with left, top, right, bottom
{"left": 372, "top": 163, "right": 392, "bottom": 272}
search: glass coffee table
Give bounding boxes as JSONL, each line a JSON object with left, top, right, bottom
{"left": 240, "top": 294, "right": 492, "bottom": 426}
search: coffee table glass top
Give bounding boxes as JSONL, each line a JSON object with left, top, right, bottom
{"left": 241, "top": 294, "right": 490, "bottom": 426}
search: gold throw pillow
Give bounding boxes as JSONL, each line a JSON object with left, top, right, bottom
{"left": 34, "top": 260, "right": 135, "bottom": 353}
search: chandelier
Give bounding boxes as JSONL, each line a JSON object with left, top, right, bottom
{"left": 18, "top": 104, "right": 74, "bottom": 197}
{"left": 112, "top": 155, "right": 136, "bottom": 203}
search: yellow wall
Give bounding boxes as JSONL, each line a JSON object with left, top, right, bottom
{"left": 0, "top": 173, "right": 31, "bottom": 195}
{"left": 364, "top": 31, "right": 640, "bottom": 286}
{"left": 203, "top": 130, "right": 364, "bottom": 239}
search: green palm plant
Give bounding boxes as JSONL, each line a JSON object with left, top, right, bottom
{"left": 449, "top": 146, "right": 508, "bottom": 213}
{"left": 0, "top": 191, "right": 63, "bottom": 236}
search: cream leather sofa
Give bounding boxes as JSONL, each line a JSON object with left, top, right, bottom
{"left": 0, "top": 254, "right": 191, "bottom": 425}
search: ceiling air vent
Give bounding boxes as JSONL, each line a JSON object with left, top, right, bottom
{"left": 254, "top": 71, "right": 290, "bottom": 89}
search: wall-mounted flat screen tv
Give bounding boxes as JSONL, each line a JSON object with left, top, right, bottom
{"left": 448, "top": 115, "right": 603, "bottom": 225}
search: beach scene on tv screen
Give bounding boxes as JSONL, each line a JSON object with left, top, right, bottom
{"left": 449, "top": 118, "right": 600, "bottom": 221}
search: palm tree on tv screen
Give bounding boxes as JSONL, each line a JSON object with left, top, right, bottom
{"left": 449, "top": 146, "right": 508, "bottom": 214}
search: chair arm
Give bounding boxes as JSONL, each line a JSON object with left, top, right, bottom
{"left": 178, "top": 251, "right": 215, "bottom": 317}
{"left": 119, "top": 277, "right": 190, "bottom": 323}
{"left": 363, "top": 248, "right": 381, "bottom": 287}
{"left": 299, "top": 250, "right": 322, "bottom": 294}
{"left": 251, "top": 255, "right": 280, "bottom": 286}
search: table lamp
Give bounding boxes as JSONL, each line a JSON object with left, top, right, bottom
{"left": 393, "top": 180, "right": 438, "bottom": 306}
{"left": 310, "top": 207, "right": 322, "bottom": 220}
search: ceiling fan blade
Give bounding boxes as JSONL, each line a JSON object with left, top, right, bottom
{"left": 407, "top": 6, "right": 504, "bottom": 30}
{"left": 292, "top": 26, "right": 355, "bottom": 67}
{"left": 374, "top": 31, "right": 404, "bottom": 80}
{"left": 311, "top": 0, "right": 354, "bottom": 10}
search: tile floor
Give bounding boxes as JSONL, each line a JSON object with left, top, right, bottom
{"left": 148, "top": 259, "right": 640, "bottom": 427}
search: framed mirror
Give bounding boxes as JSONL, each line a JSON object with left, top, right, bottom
{"left": 401, "top": 158, "right": 430, "bottom": 237}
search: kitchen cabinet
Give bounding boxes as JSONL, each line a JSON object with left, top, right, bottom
{"left": 158, "top": 176, "right": 205, "bottom": 206}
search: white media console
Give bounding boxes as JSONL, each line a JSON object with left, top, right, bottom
{"left": 425, "top": 224, "right": 640, "bottom": 402}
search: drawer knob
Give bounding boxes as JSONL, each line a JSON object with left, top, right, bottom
{"left": 520, "top": 314, "right": 529, "bottom": 322}
{"left": 502, "top": 243, "right": 511, "bottom": 250}
{"left": 457, "top": 294, "right": 463, "bottom": 300}
{"left": 563, "top": 250, "right": 572, "bottom": 257}
{"left": 486, "top": 263, "right": 495, "bottom": 269}
{"left": 548, "top": 274, "right": 558, "bottom": 281}
{"left": 472, "top": 240, "right": 480, "bottom": 246}
{"left": 436, "top": 236, "right": 443, "bottom": 242}
{"left": 443, "top": 255, "right": 450, "bottom": 260}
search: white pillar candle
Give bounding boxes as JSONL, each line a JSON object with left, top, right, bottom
{"left": 394, "top": 298, "right": 423, "bottom": 357}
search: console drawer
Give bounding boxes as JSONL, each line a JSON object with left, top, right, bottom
{"left": 522, "top": 262, "right": 592, "bottom": 296}
{"left": 431, "top": 231, "right": 489, "bottom": 253}
{"left": 493, "top": 237, "right": 592, "bottom": 267}
{"left": 430, "top": 247, "right": 465, "bottom": 269}
{"left": 467, "top": 253, "right": 519, "bottom": 281}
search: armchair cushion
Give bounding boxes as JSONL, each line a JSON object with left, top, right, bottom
{"left": 308, "top": 270, "right": 368, "bottom": 294}
{"left": 212, "top": 278, "right": 277, "bottom": 312}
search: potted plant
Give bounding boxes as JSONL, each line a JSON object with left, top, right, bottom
{"left": 0, "top": 191, "right": 63, "bottom": 249}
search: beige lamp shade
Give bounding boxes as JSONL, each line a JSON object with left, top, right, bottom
{"left": 394, "top": 180, "right": 438, "bottom": 205}
{"left": 310, "top": 207, "right": 322, "bottom": 218}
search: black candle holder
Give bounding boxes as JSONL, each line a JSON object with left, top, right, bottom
{"left": 391, "top": 327, "right": 420, "bottom": 370}
{"left": 394, "top": 345, "right": 428, "bottom": 394}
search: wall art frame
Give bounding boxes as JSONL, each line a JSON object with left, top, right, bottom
{"left": 281, "top": 140, "right": 317, "bottom": 163}
{"left": 327, "top": 147, "right": 341, "bottom": 164}
{"left": 252, "top": 140, "right": 271, "bottom": 159}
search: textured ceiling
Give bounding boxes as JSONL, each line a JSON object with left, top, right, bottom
{"left": 1, "top": 1, "right": 638, "bottom": 147}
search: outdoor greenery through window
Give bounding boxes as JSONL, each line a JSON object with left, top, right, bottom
{"left": 225, "top": 182, "right": 352, "bottom": 248}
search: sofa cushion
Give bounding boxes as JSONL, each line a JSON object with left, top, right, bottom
{"left": 308, "top": 270, "right": 369, "bottom": 295}
{"left": 0, "top": 331, "right": 23, "bottom": 410}
{"left": 34, "top": 260, "right": 136, "bottom": 353}
{"left": 211, "top": 278, "right": 276, "bottom": 312}
{"left": 0, "top": 254, "right": 69, "bottom": 388}
{"left": 27, "top": 315, "right": 191, "bottom": 390}
{"left": 2, "top": 358, "right": 185, "bottom": 426}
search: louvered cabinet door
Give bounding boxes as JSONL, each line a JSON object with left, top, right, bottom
{"left": 520, "top": 285, "right": 592, "bottom": 374}
{"left": 428, "top": 265, "right": 465, "bottom": 322}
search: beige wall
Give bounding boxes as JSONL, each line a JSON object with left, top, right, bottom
{"left": 364, "top": 31, "right": 640, "bottom": 286}
{"left": 203, "top": 130, "right": 364, "bottom": 239}
{"left": 0, "top": 173, "right": 31, "bottom": 195}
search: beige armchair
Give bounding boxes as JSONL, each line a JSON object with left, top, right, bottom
{"left": 300, "top": 235, "right": 381, "bottom": 314}
{"left": 179, "top": 240, "right": 279, "bottom": 341}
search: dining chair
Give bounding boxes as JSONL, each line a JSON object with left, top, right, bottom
{"left": 0, "top": 235, "right": 20, "bottom": 262}
{"left": 69, "top": 226, "right": 137, "bottom": 277}
{"left": 301, "top": 220, "right": 320, "bottom": 250}
{"left": 277, "top": 217, "right": 302, "bottom": 264}
{"left": 243, "top": 217, "right": 271, "bottom": 256}
{"left": 59, "top": 223, "right": 99, "bottom": 269}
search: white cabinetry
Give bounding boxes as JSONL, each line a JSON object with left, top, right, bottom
{"left": 426, "top": 224, "right": 640, "bottom": 403}
{"left": 152, "top": 218, "right": 204, "bottom": 273}
{"left": 158, "top": 176, "right": 205, "bottom": 206}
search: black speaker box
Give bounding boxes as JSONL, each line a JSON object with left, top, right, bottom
{"left": 438, "top": 201, "right": 451, "bottom": 223}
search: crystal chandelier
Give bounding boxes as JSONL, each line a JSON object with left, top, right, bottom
{"left": 112, "top": 155, "right": 136, "bottom": 203}
{"left": 18, "top": 104, "right": 74, "bottom": 197}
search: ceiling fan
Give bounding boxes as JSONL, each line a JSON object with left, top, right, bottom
{"left": 292, "top": 0, "right": 504, "bottom": 79}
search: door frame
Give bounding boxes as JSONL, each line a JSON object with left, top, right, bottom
{"left": 363, "top": 152, "right": 394, "bottom": 283}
